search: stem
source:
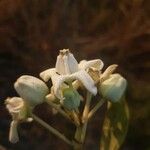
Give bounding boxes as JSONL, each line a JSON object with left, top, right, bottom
{"left": 46, "top": 100, "right": 78, "bottom": 126}
{"left": 71, "top": 110, "right": 80, "bottom": 126}
{"left": 88, "top": 99, "right": 105, "bottom": 120}
{"left": 82, "top": 92, "right": 92, "bottom": 123}
{"left": 74, "top": 126, "right": 83, "bottom": 150}
{"left": 31, "top": 113, "right": 73, "bottom": 146}
{"left": 80, "top": 92, "right": 92, "bottom": 143}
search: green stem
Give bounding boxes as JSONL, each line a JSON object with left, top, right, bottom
{"left": 80, "top": 92, "right": 92, "bottom": 143}
{"left": 71, "top": 110, "right": 80, "bottom": 126}
{"left": 31, "top": 113, "right": 73, "bottom": 146}
{"left": 46, "top": 100, "right": 78, "bottom": 126}
{"left": 88, "top": 99, "right": 105, "bottom": 120}
{"left": 82, "top": 92, "right": 92, "bottom": 123}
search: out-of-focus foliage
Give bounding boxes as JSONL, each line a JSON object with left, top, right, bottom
{"left": 0, "top": 0, "right": 149, "bottom": 149}
{"left": 100, "top": 98, "right": 129, "bottom": 150}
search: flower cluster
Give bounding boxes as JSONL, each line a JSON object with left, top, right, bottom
{"left": 5, "top": 49, "right": 127, "bottom": 143}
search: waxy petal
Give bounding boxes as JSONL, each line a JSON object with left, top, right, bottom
{"left": 55, "top": 55, "right": 66, "bottom": 75}
{"left": 63, "top": 54, "right": 71, "bottom": 74}
{"left": 100, "top": 64, "right": 118, "bottom": 82}
{"left": 67, "top": 53, "right": 78, "bottom": 73}
{"left": 40, "top": 68, "right": 56, "bottom": 82}
{"left": 70, "top": 70, "right": 97, "bottom": 95}
{"left": 79, "top": 59, "right": 104, "bottom": 70}
{"left": 51, "top": 73, "right": 68, "bottom": 99}
{"left": 50, "top": 70, "right": 97, "bottom": 99}
{"left": 6, "top": 97, "right": 24, "bottom": 117}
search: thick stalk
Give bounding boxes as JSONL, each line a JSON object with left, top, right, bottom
{"left": 81, "top": 92, "right": 92, "bottom": 143}
{"left": 46, "top": 100, "right": 79, "bottom": 126}
{"left": 88, "top": 99, "right": 105, "bottom": 120}
{"left": 73, "top": 92, "right": 92, "bottom": 150}
{"left": 31, "top": 113, "right": 73, "bottom": 146}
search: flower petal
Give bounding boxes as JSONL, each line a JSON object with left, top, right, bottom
{"left": 79, "top": 59, "right": 104, "bottom": 70}
{"left": 100, "top": 64, "right": 118, "bottom": 82}
{"left": 6, "top": 97, "right": 24, "bottom": 115}
{"left": 56, "top": 50, "right": 79, "bottom": 75}
{"left": 63, "top": 54, "right": 71, "bottom": 74}
{"left": 55, "top": 55, "right": 66, "bottom": 75}
{"left": 50, "top": 73, "right": 69, "bottom": 99}
{"left": 70, "top": 70, "right": 97, "bottom": 95}
{"left": 67, "top": 53, "right": 78, "bottom": 73}
{"left": 40, "top": 68, "right": 56, "bottom": 82}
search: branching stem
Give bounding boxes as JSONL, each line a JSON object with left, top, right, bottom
{"left": 88, "top": 99, "right": 106, "bottom": 120}
{"left": 46, "top": 100, "right": 79, "bottom": 126}
{"left": 31, "top": 113, "right": 73, "bottom": 146}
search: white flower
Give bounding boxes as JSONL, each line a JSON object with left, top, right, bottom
{"left": 6, "top": 97, "right": 25, "bottom": 143}
{"left": 14, "top": 75, "right": 49, "bottom": 106}
{"left": 40, "top": 49, "right": 104, "bottom": 99}
{"left": 6, "top": 97, "right": 33, "bottom": 143}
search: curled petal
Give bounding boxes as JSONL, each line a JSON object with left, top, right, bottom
{"left": 100, "top": 64, "right": 118, "bottom": 82}
{"left": 79, "top": 59, "right": 104, "bottom": 70}
{"left": 51, "top": 74, "right": 69, "bottom": 99}
{"left": 70, "top": 70, "right": 97, "bottom": 95}
{"left": 40, "top": 68, "right": 55, "bottom": 82}
{"left": 9, "top": 121, "right": 19, "bottom": 143}
{"left": 6, "top": 97, "right": 24, "bottom": 118}
{"left": 41, "top": 70, "right": 69, "bottom": 99}
{"left": 51, "top": 70, "right": 97, "bottom": 99}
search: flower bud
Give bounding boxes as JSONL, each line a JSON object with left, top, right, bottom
{"left": 99, "top": 74, "right": 127, "bottom": 102}
{"left": 14, "top": 75, "right": 49, "bottom": 106}
{"left": 61, "top": 88, "right": 81, "bottom": 110}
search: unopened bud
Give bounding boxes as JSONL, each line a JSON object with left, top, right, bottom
{"left": 62, "top": 88, "right": 81, "bottom": 110}
{"left": 14, "top": 75, "right": 49, "bottom": 106}
{"left": 99, "top": 74, "right": 127, "bottom": 102}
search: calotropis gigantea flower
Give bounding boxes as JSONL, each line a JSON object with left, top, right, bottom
{"left": 40, "top": 49, "right": 104, "bottom": 99}
{"left": 5, "top": 97, "right": 31, "bottom": 143}
{"left": 14, "top": 75, "right": 49, "bottom": 107}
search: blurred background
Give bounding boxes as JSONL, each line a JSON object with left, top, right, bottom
{"left": 0, "top": 0, "right": 149, "bottom": 149}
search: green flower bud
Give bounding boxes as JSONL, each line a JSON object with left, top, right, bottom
{"left": 14, "top": 75, "right": 49, "bottom": 106}
{"left": 62, "top": 88, "right": 81, "bottom": 110}
{"left": 99, "top": 74, "right": 127, "bottom": 102}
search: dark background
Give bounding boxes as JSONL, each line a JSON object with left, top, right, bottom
{"left": 0, "top": 0, "right": 149, "bottom": 149}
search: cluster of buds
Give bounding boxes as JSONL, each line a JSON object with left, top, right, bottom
{"left": 5, "top": 49, "right": 127, "bottom": 144}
